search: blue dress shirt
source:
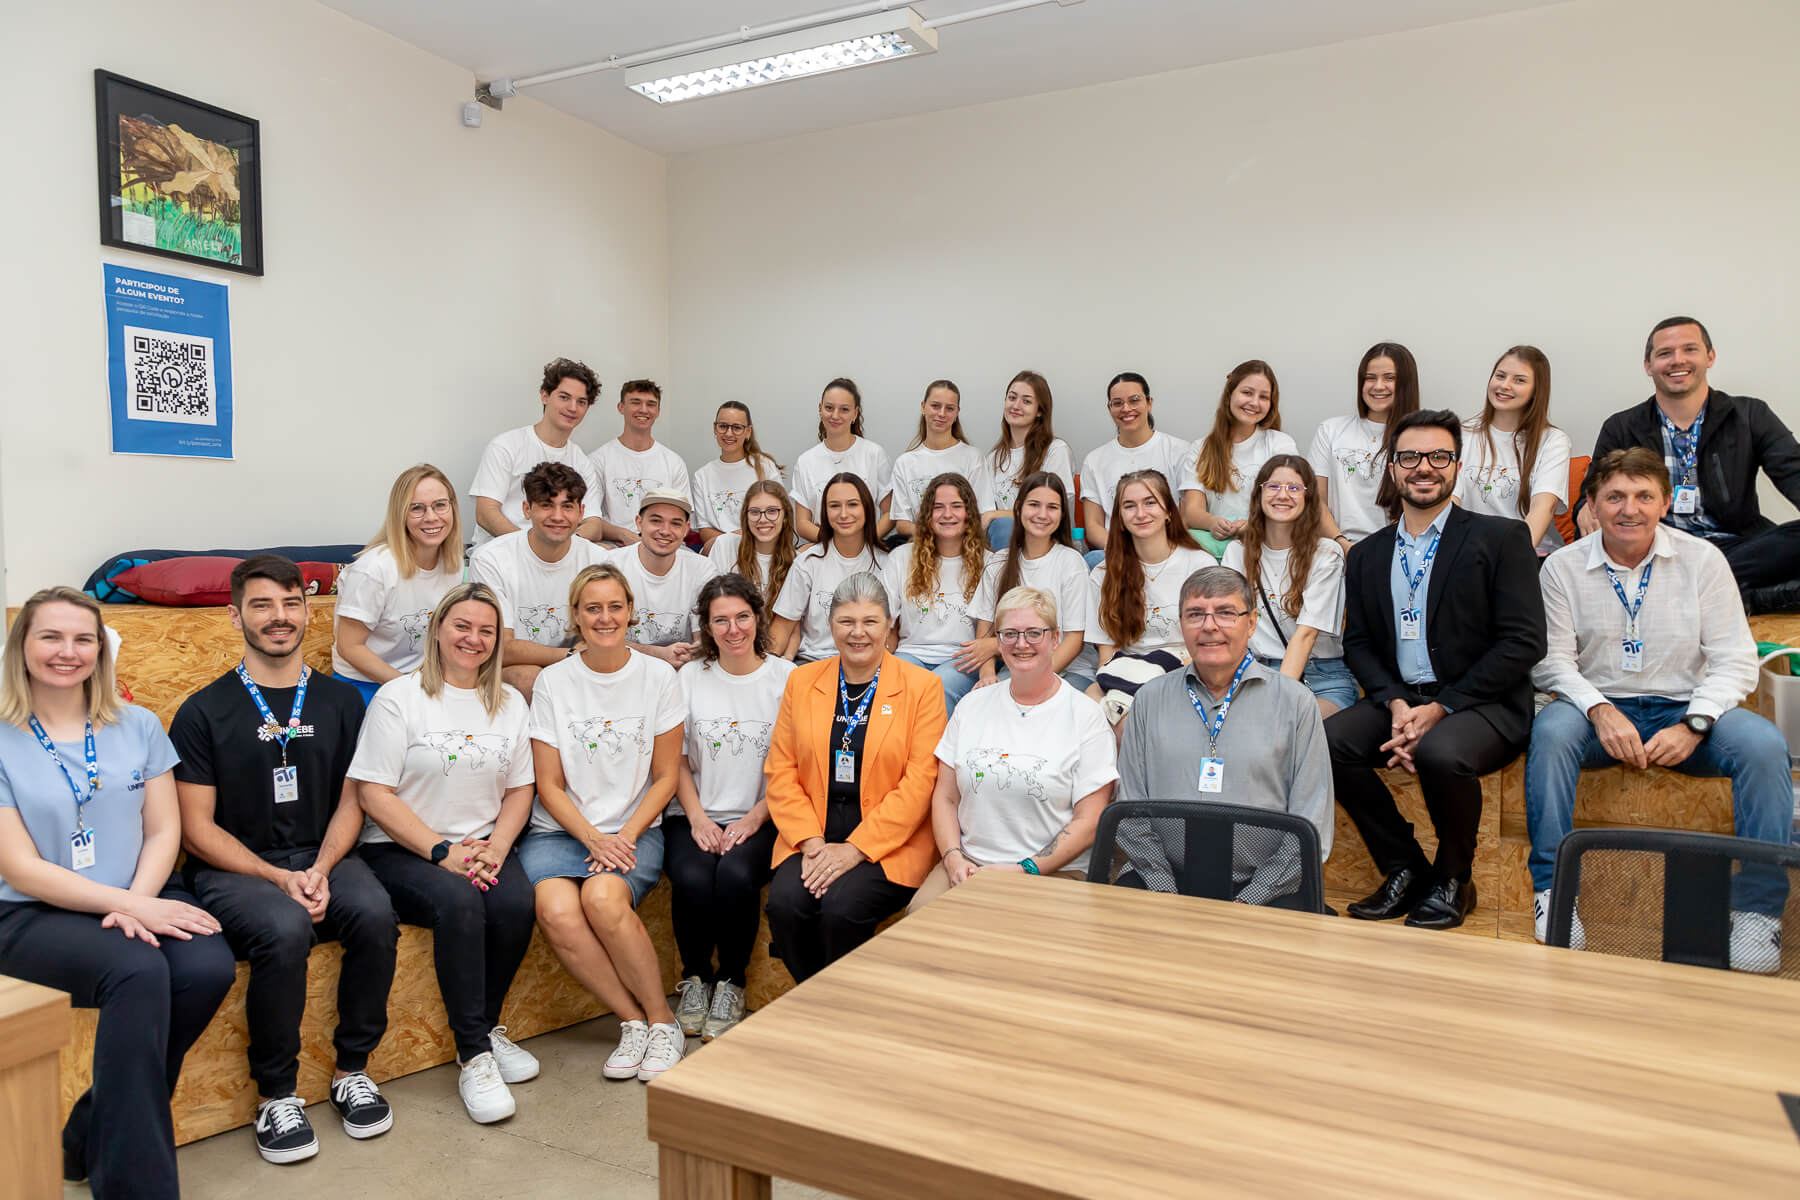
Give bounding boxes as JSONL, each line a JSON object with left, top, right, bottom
{"left": 1390, "top": 505, "right": 1453, "bottom": 686}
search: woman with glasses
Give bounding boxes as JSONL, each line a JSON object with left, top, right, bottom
{"left": 334, "top": 464, "right": 466, "bottom": 704}
{"left": 1079, "top": 372, "right": 1188, "bottom": 565}
{"left": 911, "top": 585, "right": 1116, "bottom": 909}
{"left": 1454, "top": 346, "right": 1570, "bottom": 555}
{"left": 889, "top": 381, "right": 986, "bottom": 543}
{"left": 692, "top": 402, "right": 783, "bottom": 550}
{"left": 1222, "top": 456, "right": 1355, "bottom": 716}
{"left": 966, "top": 472, "right": 1095, "bottom": 691}
{"left": 707, "top": 478, "right": 798, "bottom": 605}
{"left": 1176, "top": 360, "right": 1297, "bottom": 557}
{"left": 978, "top": 371, "right": 1074, "bottom": 550}
{"left": 1307, "top": 343, "right": 1421, "bottom": 547}
{"left": 883, "top": 473, "right": 988, "bottom": 713}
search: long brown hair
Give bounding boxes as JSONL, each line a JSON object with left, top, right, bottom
{"left": 802, "top": 473, "right": 882, "bottom": 569}
{"left": 1359, "top": 343, "right": 1422, "bottom": 521}
{"left": 0, "top": 587, "right": 122, "bottom": 729}
{"left": 987, "top": 370, "right": 1056, "bottom": 492}
{"left": 716, "top": 401, "right": 783, "bottom": 479}
{"left": 904, "top": 473, "right": 985, "bottom": 607}
{"left": 816, "top": 377, "right": 865, "bottom": 441}
{"left": 1098, "top": 470, "right": 1201, "bottom": 647}
{"left": 993, "top": 472, "right": 1075, "bottom": 601}
{"left": 1194, "top": 361, "right": 1281, "bottom": 495}
{"left": 1471, "top": 346, "right": 1555, "bottom": 519}
{"left": 1238, "top": 455, "right": 1324, "bottom": 619}
{"left": 737, "top": 478, "right": 797, "bottom": 603}
{"left": 906, "top": 380, "right": 967, "bottom": 450}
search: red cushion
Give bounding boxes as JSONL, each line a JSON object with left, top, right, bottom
{"left": 111, "top": 557, "right": 339, "bottom": 607}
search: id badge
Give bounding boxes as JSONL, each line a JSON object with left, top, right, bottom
{"left": 1198, "top": 757, "right": 1225, "bottom": 794}
{"left": 1621, "top": 638, "right": 1644, "bottom": 673}
{"left": 834, "top": 750, "right": 856, "bottom": 784}
{"left": 70, "top": 827, "right": 97, "bottom": 871}
{"left": 273, "top": 766, "right": 300, "bottom": 804}
{"left": 1399, "top": 609, "right": 1421, "bottom": 641}
{"left": 1673, "top": 485, "right": 1698, "bottom": 515}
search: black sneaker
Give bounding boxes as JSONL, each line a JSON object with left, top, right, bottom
{"left": 253, "top": 1095, "right": 319, "bottom": 1164}
{"left": 330, "top": 1071, "right": 394, "bottom": 1139}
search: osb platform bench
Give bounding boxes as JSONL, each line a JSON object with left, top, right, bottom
{"left": 1, "top": 598, "right": 800, "bottom": 1144}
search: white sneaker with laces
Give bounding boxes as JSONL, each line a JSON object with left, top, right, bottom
{"left": 488, "top": 1025, "right": 540, "bottom": 1083}
{"left": 604, "top": 1019, "right": 651, "bottom": 1080}
{"left": 701, "top": 981, "right": 746, "bottom": 1042}
{"left": 1729, "top": 911, "right": 1782, "bottom": 975}
{"left": 457, "top": 1052, "right": 516, "bottom": 1124}
{"left": 1533, "top": 890, "right": 1586, "bottom": 950}
{"left": 674, "top": 976, "right": 711, "bottom": 1037}
{"left": 637, "top": 1022, "right": 685, "bottom": 1082}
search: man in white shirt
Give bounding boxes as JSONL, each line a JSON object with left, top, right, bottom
{"left": 589, "top": 380, "right": 692, "bottom": 546}
{"left": 468, "top": 461, "right": 606, "bottom": 702}
{"left": 1528, "top": 446, "right": 1792, "bottom": 968}
{"left": 603, "top": 488, "right": 718, "bottom": 669}
{"left": 468, "top": 357, "right": 604, "bottom": 545}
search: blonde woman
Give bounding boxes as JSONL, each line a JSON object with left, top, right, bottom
{"left": 0, "top": 588, "right": 233, "bottom": 1199}
{"left": 350, "top": 582, "right": 537, "bottom": 1126}
{"left": 334, "top": 463, "right": 465, "bottom": 703}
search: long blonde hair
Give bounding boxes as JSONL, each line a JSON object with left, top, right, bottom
{"left": 362, "top": 464, "right": 464, "bottom": 579}
{"left": 0, "top": 588, "right": 123, "bottom": 729}
{"left": 418, "top": 582, "right": 506, "bottom": 717}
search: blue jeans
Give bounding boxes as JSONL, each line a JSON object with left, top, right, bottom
{"left": 896, "top": 652, "right": 979, "bottom": 715}
{"left": 1083, "top": 547, "right": 1106, "bottom": 569}
{"left": 1255, "top": 654, "right": 1359, "bottom": 711}
{"left": 986, "top": 517, "right": 1014, "bottom": 551}
{"left": 1525, "top": 697, "right": 1793, "bottom": 913}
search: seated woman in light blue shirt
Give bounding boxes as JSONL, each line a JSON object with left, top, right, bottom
{"left": 0, "top": 587, "right": 234, "bottom": 1200}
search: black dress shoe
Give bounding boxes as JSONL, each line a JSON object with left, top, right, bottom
{"left": 63, "top": 1146, "right": 86, "bottom": 1184}
{"left": 1406, "top": 878, "right": 1478, "bottom": 930}
{"left": 1744, "top": 580, "right": 1800, "bottom": 615}
{"left": 1346, "top": 868, "right": 1427, "bottom": 921}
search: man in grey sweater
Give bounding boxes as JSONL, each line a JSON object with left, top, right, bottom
{"left": 1115, "top": 566, "right": 1334, "bottom": 905}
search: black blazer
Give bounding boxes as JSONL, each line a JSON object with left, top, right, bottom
{"left": 1341, "top": 505, "right": 1547, "bottom": 746}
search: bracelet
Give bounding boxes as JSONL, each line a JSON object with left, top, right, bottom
{"left": 1020, "top": 857, "right": 1041, "bottom": 875}
{"left": 945, "top": 847, "right": 968, "bottom": 862}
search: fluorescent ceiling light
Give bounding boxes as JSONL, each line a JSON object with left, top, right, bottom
{"left": 624, "top": 8, "right": 937, "bottom": 105}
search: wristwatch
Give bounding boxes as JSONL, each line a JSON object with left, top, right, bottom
{"left": 429, "top": 839, "right": 452, "bottom": 864}
{"left": 1682, "top": 713, "right": 1715, "bottom": 737}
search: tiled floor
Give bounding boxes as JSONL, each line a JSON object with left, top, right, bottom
{"left": 63, "top": 1016, "right": 835, "bottom": 1200}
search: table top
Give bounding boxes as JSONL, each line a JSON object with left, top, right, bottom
{"left": 648, "top": 870, "right": 1800, "bottom": 1198}
{"left": 0, "top": 974, "right": 71, "bottom": 1074}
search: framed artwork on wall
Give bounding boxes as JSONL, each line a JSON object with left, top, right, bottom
{"left": 95, "top": 69, "right": 264, "bottom": 276}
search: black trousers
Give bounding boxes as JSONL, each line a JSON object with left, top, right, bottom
{"left": 0, "top": 882, "right": 236, "bottom": 1200}
{"left": 765, "top": 854, "right": 914, "bottom": 984}
{"left": 189, "top": 849, "right": 398, "bottom": 1097}
{"left": 662, "top": 815, "right": 779, "bottom": 987}
{"left": 359, "top": 843, "right": 535, "bottom": 1061}
{"left": 1325, "top": 699, "right": 1522, "bottom": 883}
{"left": 1720, "top": 519, "right": 1800, "bottom": 592}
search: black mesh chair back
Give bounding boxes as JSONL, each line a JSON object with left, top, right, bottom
{"left": 1548, "top": 828, "right": 1800, "bottom": 978}
{"left": 1087, "top": 800, "right": 1325, "bottom": 913}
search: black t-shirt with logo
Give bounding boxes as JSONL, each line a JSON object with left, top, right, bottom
{"left": 169, "top": 666, "right": 365, "bottom": 869}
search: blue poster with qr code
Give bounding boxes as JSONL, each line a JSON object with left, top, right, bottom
{"left": 103, "top": 263, "right": 233, "bottom": 459}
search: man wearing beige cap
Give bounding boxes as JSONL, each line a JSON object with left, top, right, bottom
{"left": 602, "top": 488, "right": 719, "bottom": 667}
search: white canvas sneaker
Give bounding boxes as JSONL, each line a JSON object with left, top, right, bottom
{"left": 488, "top": 1025, "right": 540, "bottom": 1083}
{"left": 701, "top": 981, "right": 746, "bottom": 1042}
{"left": 604, "top": 1020, "right": 651, "bottom": 1080}
{"left": 457, "top": 1052, "right": 516, "bottom": 1124}
{"left": 637, "top": 1022, "right": 686, "bottom": 1082}
{"left": 674, "top": 977, "right": 712, "bottom": 1037}
{"left": 1729, "top": 911, "right": 1782, "bottom": 974}
{"left": 1533, "top": 890, "right": 1586, "bottom": 950}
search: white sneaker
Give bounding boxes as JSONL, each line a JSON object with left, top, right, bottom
{"left": 1533, "top": 890, "right": 1586, "bottom": 950}
{"left": 1729, "top": 911, "right": 1782, "bottom": 974}
{"left": 701, "top": 981, "right": 745, "bottom": 1042}
{"left": 488, "top": 1025, "right": 540, "bottom": 1083}
{"left": 674, "top": 976, "right": 711, "bottom": 1037}
{"left": 457, "top": 1052, "right": 516, "bottom": 1124}
{"left": 637, "top": 1022, "right": 685, "bottom": 1082}
{"left": 604, "top": 1019, "right": 651, "bottom": 1080}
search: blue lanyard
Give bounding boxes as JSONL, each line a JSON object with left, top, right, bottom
{"left": 237, "top": 661, "right": 310, "bottom": 766}
{"left": 1398, "top": 526, "right": 1443, "bottom": 612}
{"left": 1185, "top": 653, "right": 1254, "bottom": 758}
{"left": 1658, "top": 407, "right": 1704, "bottom": 484}
{"left": 1604, "top": 558, "right": 1654, "bottom": 635}
{"left": 28, "top": 716, "right": 99, "bottom": 829}
{"left": 837, "top": 666, "right": 880, "bottom": 754}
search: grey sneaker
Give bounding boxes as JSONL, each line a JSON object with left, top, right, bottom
{"left": 673, "top": 976, "right": 711, "bottom": 1037}
{"left": 701, "top": 981, "right": 746, "bottom": 1042}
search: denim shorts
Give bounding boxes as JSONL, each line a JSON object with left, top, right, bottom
{"left": 1258, "top": 654, "right": 1359, "bottom": 711}
{"left": 515, "top": 826, "right": 665, "bottom": 905}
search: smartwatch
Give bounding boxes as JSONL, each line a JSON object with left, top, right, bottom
{"left": 429, "top": 839, "right": 452, "bottom": 864}
{"left": 1682, "top": 713, "right": 1715, "bottom": 737}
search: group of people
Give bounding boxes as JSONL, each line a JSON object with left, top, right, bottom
{"left": 0, "top": 315, "right": 1794, "bottom": 1199}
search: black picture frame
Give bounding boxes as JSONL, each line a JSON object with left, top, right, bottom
{"left": 95, "top": 69, "right": 264, "bottom": 276}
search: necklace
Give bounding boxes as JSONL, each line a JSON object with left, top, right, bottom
{"left": 1143, "top": 553, "right": 1175, "bottom": 583}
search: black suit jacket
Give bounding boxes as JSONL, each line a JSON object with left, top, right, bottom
{"left": 1342, "top": 505, "right": 1547, "bottom": 746}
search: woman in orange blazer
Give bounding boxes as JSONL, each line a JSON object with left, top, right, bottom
{"left": 764, "top": 571, "right": 946, "bottom": 982}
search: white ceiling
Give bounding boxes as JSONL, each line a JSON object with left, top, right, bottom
{"left": 323, "top": 0, "right": 1568, "bottom": 155}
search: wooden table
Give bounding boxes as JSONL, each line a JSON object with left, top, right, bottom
{"left": 0, "top": 974, "right": 72, "bottom": 1198}
{"left": 647, "top": 870, "right": 1800, "bottom": 1198}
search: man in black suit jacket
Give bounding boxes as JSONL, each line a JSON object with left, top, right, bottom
{"left": 1329, "top": 410, "right": 1547, "bottom": 930}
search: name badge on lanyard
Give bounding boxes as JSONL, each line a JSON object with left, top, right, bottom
{"left": 29, "top": 715, "right": 101, "bottom": 870}
{"left": 1198, "top": 758, "right": 1225, "bottom": 793}
{"left": 70, "top": 827, "right": 97, "bottom": 871}
{"left": 1188, "top": 655, "right": 1253, "bottom": 796}
{"left": 238, "top": 662, "right": 309, "bottom": 807}
{"left": 273, "top": 765, "right": 300, "bottom": 804}
{"left": 1672, "top": 485, "right": 1698, "bottom": 515}
{"left": 1399, "top": 609, "right": 1421, "bottom": 641}
{"left": 1662, "top": 409, "right": 1703, "bottom": 516}
{"left": 1398, "top": 527, "right": 1440, "bottom": 644}
{"left": 1605, "top": 559, "right": 1654, "bottom": 675}
{"left": 835, "top": 666, "right": 880, "bottom": 787}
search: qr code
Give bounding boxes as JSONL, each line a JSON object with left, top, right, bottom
{"left": 123, "top": 325, "right": 217, "bottom": 426}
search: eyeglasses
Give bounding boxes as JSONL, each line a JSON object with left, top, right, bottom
{"left": 1181, "top": 608, "right": 1248, "bottom": 629}
{"left": 1392, "top": 449, "right": 1458, "bottom": 469}
{"left": 998, "top": 627, "right": 1052, "bottom": 646}
{"left": 709, "top": 612, "right": 756, "bottom": 629}
{"left": 714, "top": 422, "right": 748, "bottom": 435}
{"left": 407, "top": 500, "right": 453, "bottom": 518}
{"left": 744, "top": 506, "right": 783, "bottom": 522}
{"left": 1261, "top": 482, "right": 1305, "bottom": 496}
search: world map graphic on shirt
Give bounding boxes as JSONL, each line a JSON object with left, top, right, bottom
{"left": 420, "top": 730, "right": 513, "bottom": 776}
{"left": 964, "top": 748, "right": 1049, "bottom": 803}
{"left": 694, "top": 716, "right": 774, "bottom": 761}
{"left": 568, "top": 716, "right": 647, "bottom": 763}
{"left": 515, "top": 604, "right": 565, "bottom": 645}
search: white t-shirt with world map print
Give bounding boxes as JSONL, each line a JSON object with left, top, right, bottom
{"left": 527, "top": 650, "right": 685, "bottom": 835}
{"left": 588, "top": 439, "right": 692, "bottom": 531}
{"left": 470, "top": 530, "right": 609, "bottom": 649}
{"left": 881, "top": 543, "right": 986, "bottom": 667}
{"left": 350, "top": 674, "right": 534, "bottom": 845}
{"left": 1307, "top": 415, "right": 1390, "bottom": 543}
{"left": 603, "top": 544, "right": 719, "bottom": 647}
{"left": 935, "top": 680, "right": 1119, "bottom": 866}
{"left": 772, "top": 542, "right": 887, "bottom": 662}
{"left": 1454, "top": 423, "right": 1572, "bottom": 554}
{"left": 331, "top": 545, "right": 459, "bottom": 681}
{"left": 691, "top": 455, "right": 781, "bottom": 534}
{"left": 1085, "top": 545, "right": 1217, "bottom": 656}
{"left": 676, "top": 655, "right": 796, "bottom": 821}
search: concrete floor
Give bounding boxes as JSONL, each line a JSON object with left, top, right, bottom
{"left": 63, "top": 1015, "right": 836, "bottom": 1200}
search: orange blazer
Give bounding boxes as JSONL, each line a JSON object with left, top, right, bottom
{"left": 764, "top": 652, "right": 946, "bottom": 888}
